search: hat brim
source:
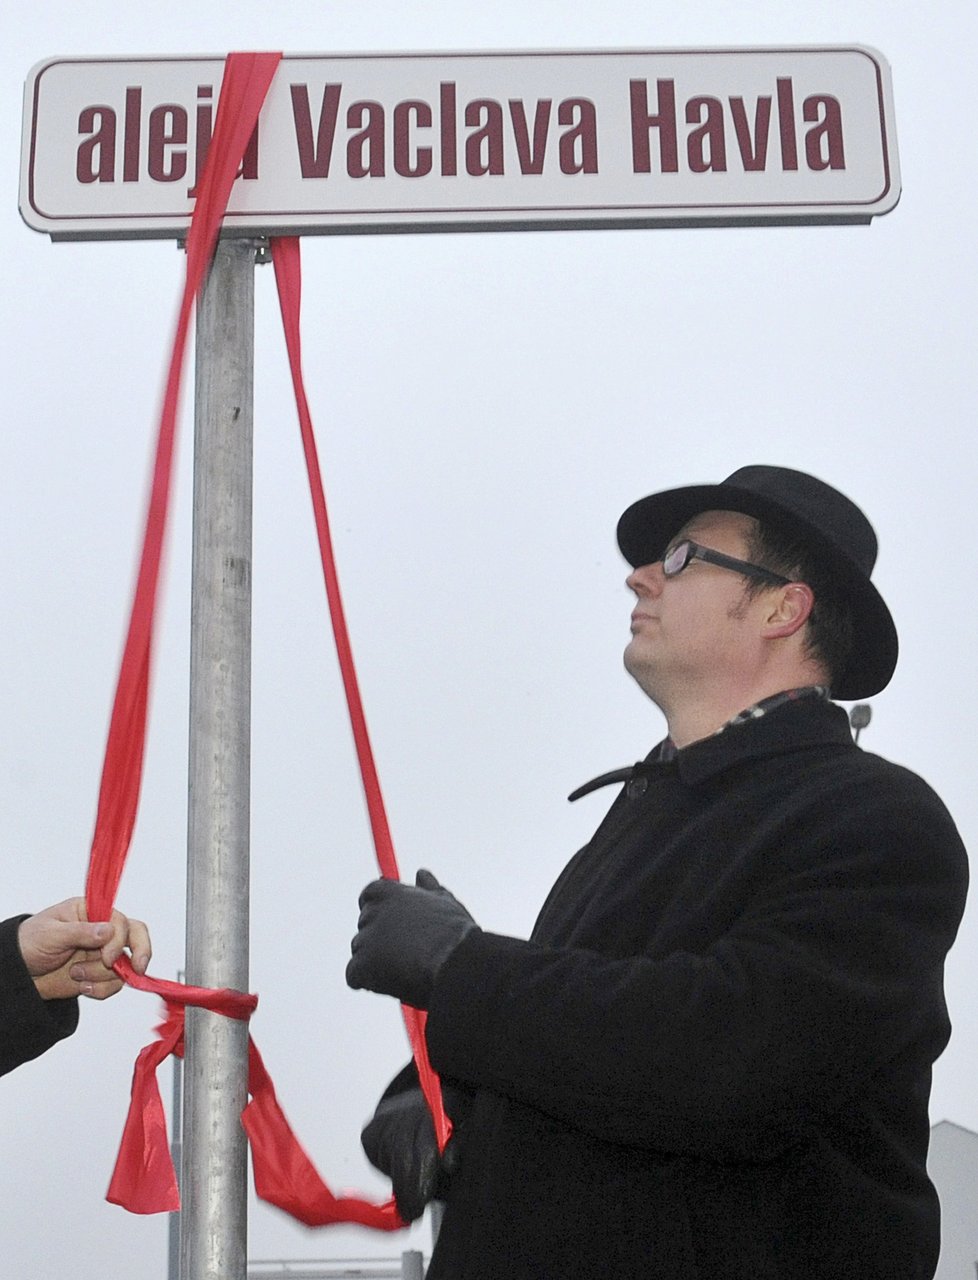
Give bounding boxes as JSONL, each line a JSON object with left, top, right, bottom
{"left": 616, "top": 483, "right": 898, "bottom": 700}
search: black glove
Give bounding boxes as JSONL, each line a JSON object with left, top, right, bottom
{"left": 347, "top": 869, "right": 478, "bottom": 1009}
{"left": 361, "top": 1088, "right": 459, "bottom": 1222}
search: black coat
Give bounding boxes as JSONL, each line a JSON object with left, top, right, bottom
{"left": 0, "top": 915, "right": 78, "bottom": 1077}
{"left": 421, "top": 698, "right": 968, "bottom": 1279}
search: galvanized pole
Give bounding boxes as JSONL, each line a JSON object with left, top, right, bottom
{"left": 400, "top": 1251, "right": 425, "bottom": 1280}
{"left": 167, "top": 971, "right": 185, "bottom": 1280}
{"left": 181, "top": 237, "right": 256, "bottom": 1280}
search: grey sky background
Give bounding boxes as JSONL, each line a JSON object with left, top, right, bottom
{"left": 1, "top": 2, "right": 975, "bottom": 1276}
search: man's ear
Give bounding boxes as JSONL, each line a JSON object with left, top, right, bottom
{"left": 762, "top": 583, "right": 815, "bottom": 639}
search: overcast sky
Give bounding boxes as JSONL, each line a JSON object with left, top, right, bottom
{"left": 2, "top": 3, "right": 976, "bottom": 1277}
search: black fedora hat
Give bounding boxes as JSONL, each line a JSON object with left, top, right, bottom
{"left": 616, "top": 465, "right": 898, "bottom": 700}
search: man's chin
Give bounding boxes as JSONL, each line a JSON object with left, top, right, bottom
{"left": 623, "top": 644, "right": 656, "bottom": 687}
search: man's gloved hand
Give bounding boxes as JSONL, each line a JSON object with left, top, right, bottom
{"left": 361, "top": 1088, "right": 459, "bottom": 1222}
{"left": 347, "top": 869, "right": 478, "bottom": 1009}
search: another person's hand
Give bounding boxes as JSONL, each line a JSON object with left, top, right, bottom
{"left": 347, "top": 869, "right": 477, "bottom": 1009}
{"left": 18, "top": 898, "right": 152, "bottom": 1001}
{"left": 362, "top": 1088, "right": 460, "bottom": 1222}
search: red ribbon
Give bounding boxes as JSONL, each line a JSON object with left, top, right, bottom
{"left": 85, "top": 50, "right": 285, "bottom": 924}
{"left": 271, "top": 236, "right": 450, "bottom": 1153}
{"left": 88, "top": 51, "right": 445, "bottom": 1228}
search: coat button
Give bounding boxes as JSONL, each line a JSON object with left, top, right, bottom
{"left": 626, "top": 775, "right": 648, "bottom": 798}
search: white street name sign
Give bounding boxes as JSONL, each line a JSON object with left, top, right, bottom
{"left": 21, "top": 47, "right": 900, "bottom": 240}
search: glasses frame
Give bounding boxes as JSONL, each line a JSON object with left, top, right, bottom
{"left": 662, "top": 539, "right": 792, "bottom": 587}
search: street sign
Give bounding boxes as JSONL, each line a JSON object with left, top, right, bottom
{"left": 21, "top": 47, "right": 899, "bottom": 241}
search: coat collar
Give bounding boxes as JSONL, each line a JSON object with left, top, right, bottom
{"left": 568, "top": 697, "right": 855, "bottom": 801}
{"left": 670, "top": 695, "right": 856, "bottom": 786}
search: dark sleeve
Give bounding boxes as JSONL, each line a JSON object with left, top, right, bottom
{"left": 424, "top": 772, "right": 968, "bottom": 1161}
{"left": 0, "top": 915, "right": 79, "bottom": 1077}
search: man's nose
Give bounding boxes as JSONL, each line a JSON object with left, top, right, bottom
{"left": 626, "top": 561, "right": 665, "bottom": 596}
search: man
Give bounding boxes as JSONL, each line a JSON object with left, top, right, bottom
{"left": 347, "top": 466, "right": 968, "bottom": 1279}
{"left": 1, "top": 897, "right": 151, "bottom": 1076}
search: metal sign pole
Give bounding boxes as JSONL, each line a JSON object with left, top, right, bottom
{"left": 168, "top": 982, "right": 184, "bottom": 1280}
{"left": 181, "top": 237, "right": 256, "bottom": 1280}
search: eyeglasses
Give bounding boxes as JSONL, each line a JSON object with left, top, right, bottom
{"left": 662, "top": 539, "right": 792, "bottom": 587}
